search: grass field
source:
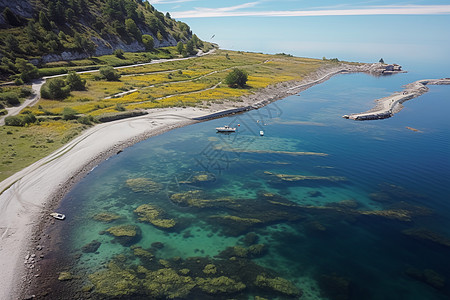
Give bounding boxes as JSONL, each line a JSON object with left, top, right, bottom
{"left": 0, "top": 48, "right": 335, "bottom": 182}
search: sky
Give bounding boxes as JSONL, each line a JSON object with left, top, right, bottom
{"left": 150, "top": 0, "right": 450, "bottom": 71}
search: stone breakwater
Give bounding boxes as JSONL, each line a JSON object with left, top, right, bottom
{"left": 344, "top": 78, "right": 450, "bottom": 121}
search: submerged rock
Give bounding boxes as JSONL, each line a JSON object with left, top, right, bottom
{"left": 92, "top": 212, "right": 121, "bottom": 223}
{"left": 89, "top": 262, "right": 139, "bottom": 297}
{"left": 218, "top": 244, "right": 267, "bottom": 259}
{"left": 132, "top": 246, "right": 155, "bottom": 264}
{"left": 82, "top": 240, "right": 101, "bottom": 253}
{"left": 106, "top": 224, "right": 142, "bottom": 246}
{"left": 255, "top": 274, "right": 301, "bottom": 297}
{"left": 141, "top": 267, "right": 196, "bottom": 298}
{"left": 264, "top": 171, "right": 347, "bottom": 183}
{"left": 179, "top": 172, "right": 216, "bottom": 184}
{"left": 327, "top": 199, "right": 359, "bottom": 209}
{"left": 423, "top": 269, "right": 446, "bottom": 289}
{"left": 134, "top": 204, "right": 176, "bottom": 229}
{"left": 370, "top": 183, "right": 426, "bottom": 204}
{"left": 308, "top": 190, "right": 323, "bottom": 197}
{"left": 126, "top": 178, "right": 163, "bottom": 193}
{"left": 196, "top": 276, "right": 246, "bottom": 294}
{"left": 202, "top": 264, "right": 217, "bottom": 275}
{"left": 241, "top": 232, "right": 259, "bottom": 246}
{"left": 170, "top": 190, "right": 237, "bottom": 208}
{"left": 402, "top": 228, "right": 450, "bottom": 248}
{"left": 58, "top": 271, "right": 73, "bottom": 281}
{"left": 317, "top": 273, "right": 351, "bottom": 300}
{"left": 405, "top": 267, "right": 446, "bottom": 290}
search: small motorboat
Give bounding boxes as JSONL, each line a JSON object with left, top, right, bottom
{"left": 50, "top": 212, "right": 66, "bottom": 220}
{"left": 216, "top": 125, "right": 236, "bottom": 133}
{"left": 260, "top": 130, "right": 264, "bottom": 136}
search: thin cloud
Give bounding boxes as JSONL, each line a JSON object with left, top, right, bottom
{"left": 172, "top": 4, "right": 450, "bottom": 18}
{"left": 151, "top": 0, "right": 196, "bottom": 4}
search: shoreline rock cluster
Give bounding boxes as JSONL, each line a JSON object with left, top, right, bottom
{"left": 344, "top": 78, "right": 450, "bottom": 121}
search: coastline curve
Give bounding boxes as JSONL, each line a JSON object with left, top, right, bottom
{"left": 0, "top": 61, "right": 396, "bottom": 299}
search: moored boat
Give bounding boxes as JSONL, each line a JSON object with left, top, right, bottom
{"left": 216, "top": 125, "right": 236, "bottom": 133}
{"left": 50, "top": 212, "right": 66, "bottom": 220}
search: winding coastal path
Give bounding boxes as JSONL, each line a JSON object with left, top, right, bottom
{"left": 0, "top": 49, "right": 215, "bottom": 126}
{"left": 343, "top": 78, "right": 450, "bottom": 120}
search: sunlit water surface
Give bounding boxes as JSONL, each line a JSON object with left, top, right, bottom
{"left": 45, "top": 70, "right": 450, "bottom": 299}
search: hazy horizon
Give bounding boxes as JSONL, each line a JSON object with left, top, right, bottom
{"left": 152, "top": 0, "right": 450, "bottom": 72}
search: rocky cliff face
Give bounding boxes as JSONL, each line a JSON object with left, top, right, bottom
{"left": 0, "top": 0, "right": 34, "bottom": 23}
{"left": 1, "top": 0, "right": 191, "bottom": 63}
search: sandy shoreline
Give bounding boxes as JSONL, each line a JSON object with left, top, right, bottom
{"left": 0, "top": 62, "right": 385, "bottom": 299}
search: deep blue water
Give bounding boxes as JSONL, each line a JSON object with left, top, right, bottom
{"left": 47, "top": 69, "right": 450, "bottom": 299}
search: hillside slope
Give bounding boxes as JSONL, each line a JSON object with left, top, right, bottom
{"left": 0, "top": 0, "right": 193, "bottom": 65}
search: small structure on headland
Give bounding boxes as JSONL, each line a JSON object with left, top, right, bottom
{"left": 367, "top": 62, "right": 405, "bottom": 75}
{"left": 344, "top": 78, "right": 450, "bottom": 121}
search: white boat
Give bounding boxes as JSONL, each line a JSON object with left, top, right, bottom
{"left": 260, "top": 130, "right": 264, "bottom": 136}
{"left": 50, "top": 212, "right": 66, "bottom": 220}
{"left": 216, "top": 125, "right": 236, "bottom": 133}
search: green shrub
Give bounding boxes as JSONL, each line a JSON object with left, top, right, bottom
{"left": 142, "top": 35, "right": 154, "bottom": 51}
{"left": 41, "top": 78, "right": 71, "bottom": 99}
{"left": 66, "top": 71, "right": 86, "bottom": 90}
{"left": 19, "top": 87, "right": 32, "bottom": 98}
{"left": 38, "top": 67, "right": 68, "bottom": 77}
{"left": 62, "top": 107, "right": 78, "bottom": 120}
{"left": 4, "top": 113, "right": 37, "bottom": 126}
{"left": 5, "top": 116, "right": 22, "bottom": 126}
{"left": 114, "top": 49, "right": 125, "bottom": 59}
{"left": 99, "top": 66, "right": 121, "bottom": 81}
{"left": 77, "top": 115, "right": 95, "bottom": 125}
{"left": 225, "top": 68, "right": 248, "bottom": 88}
{"left": 0, "top": 92, "right": 20, "bottom": 106}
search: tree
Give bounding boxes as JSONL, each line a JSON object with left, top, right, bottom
{"left": 15, "top": 58, "right": 39, "bottom": 82}
{"left": 42, "top": 78, "right": 71, "bottom": 99}
{"left": 66, "top": 8, "right": 76, "bottom": 23}
{"left": 185, "top": 40, "right": 196, "bottom": 56}
{"left": 100, "top": 66, "right": 121, "bottom": 81}
{"left": 114, "top": 49, "right": 125, "bottom": 59}
{"left": 142, "top": 35, "right": 154, "bottom": 51}
{"left": 165, "top": 12, "right": 171, "bottom": 19}
{"left": 125, "top": 18, "right": 141, "bottom": 41}
{"left": 74, "top": 33, "right": 97, "bottom": 56}
{"left": 0, "top": 92, "right": 20, "bottom": 106}
{"left": 3, "top": 7, "right": 22, "bottom": 26}
{"left": 225, "top": 68, "right": 248, "bottom": 88}
{"left": 66, "top": 71, "right": 86, "bottom": 90}
{"left": 156, "top": 31, "right": 163, "bottom": 42}
{"left": 191, "top": 34, "right": 203, "bottom": 48}
{"left": 5, "top": 35, "right": 20, "bottom": 53}
{"left": 177, "top": 41, "right": 184, "bottom": 54}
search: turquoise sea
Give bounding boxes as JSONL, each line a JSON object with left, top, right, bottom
{"left": 41, "top": 68, "right": 450, "bottom": 299}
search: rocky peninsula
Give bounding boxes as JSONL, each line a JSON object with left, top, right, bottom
{"left": 343, "top": 78, "right": 450, "bottom": 120}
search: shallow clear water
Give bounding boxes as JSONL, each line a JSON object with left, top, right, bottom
{"left": 48, "top": 71, "right": 450, "bottom": 299}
